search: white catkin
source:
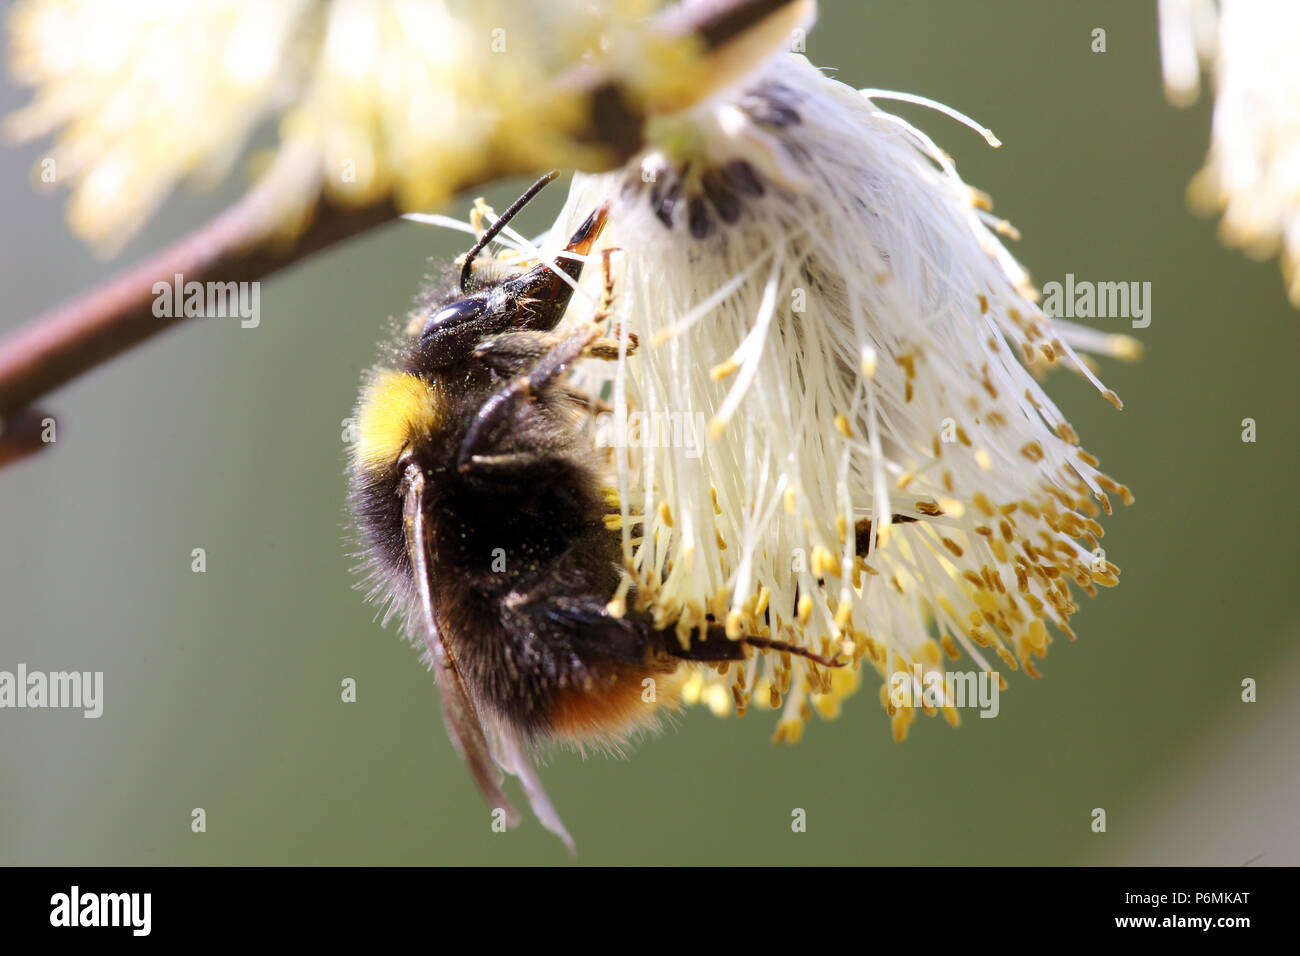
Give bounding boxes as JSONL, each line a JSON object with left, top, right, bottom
{"left": 528, "top": 54, "right": 1130, "bottom": 736}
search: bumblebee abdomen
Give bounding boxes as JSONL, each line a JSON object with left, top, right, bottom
{"left": 546, "top": 660, "right": 682, "bottom": 743}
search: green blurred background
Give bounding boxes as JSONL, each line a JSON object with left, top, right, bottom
{"left": 2, "top": 1, "right": 1296, "bottom": 865}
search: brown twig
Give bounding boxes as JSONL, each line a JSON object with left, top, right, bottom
{"left": 0, "top": 0, "right": 807, "bottom": 469}
{"left": 0, "top": 145, "right": 398, "bottom": 422}
{"left": 0, "top": 406, "right": 54, "bottom": 468}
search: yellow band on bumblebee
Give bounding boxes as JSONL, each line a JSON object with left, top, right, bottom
{"left": 353, "top": 370, "right": 445, "bottom": 472}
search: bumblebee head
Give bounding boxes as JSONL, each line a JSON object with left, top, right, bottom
{"left": 416, "top": 200, "right": 610, "bottom": 370}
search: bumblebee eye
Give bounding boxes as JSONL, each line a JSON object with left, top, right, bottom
{"left": 417, "top": 294, "right": 499, "bottom": 369}
{"left": 422, "top": 297, "right": 486, "bottom": 341}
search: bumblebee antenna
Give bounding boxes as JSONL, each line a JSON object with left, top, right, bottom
{"left": 460, "top": 170, "right": 561, "bottom": 291}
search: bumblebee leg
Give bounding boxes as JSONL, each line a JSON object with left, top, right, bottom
{"left": 458, "top": 450, "right": 570, "bottom": 482}
{"left": 516, "top": 322, "right": 604, "bottom": 393}
{"left": 473, "top": 331, "right": 554, "bottom": 377}
{"left": 502, "top": 595, "right": 655, "bottom": 666}
{"left": 776, "top": 515, "right": 924, "bottom": 620}
{"left": 474, "top": 328, "right": 635, "bottom": 369}
{"left": 558, "top": 384, "right": 612, "bottom": 414}
{"left": 853, "top": 514, "right": 919, "bottom": 555}
{"left": 457, "top": 324, "right": 603, "bottom": 474}
{"left": 583, "top": 248, "right": 636, "bottom": 363}
{"left": 660, "top": 624, "right": 846, "bottom": 668}
{"left": 657, "top": 626, "right": 746, "bottom": 663}
{"left": 583, "top": 333, "right": 638, "bottom": 361}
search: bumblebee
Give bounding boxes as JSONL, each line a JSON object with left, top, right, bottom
{"left": 348, "top": 172, "right": 844, "bottom": 849}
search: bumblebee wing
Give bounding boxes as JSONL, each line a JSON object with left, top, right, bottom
{"left": 401, "top": 463, "right": 520, "bottom": 828}
{"left": 484, "top": 720, "right": 576, "bottom": 855}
